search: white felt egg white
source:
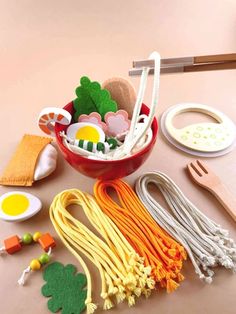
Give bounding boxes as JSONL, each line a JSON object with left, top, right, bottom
{"left": 0, "top": 191, "right": 42, "bottom": 222}
{"left": 66, "top": 122, "right": 105, "bottom": 143}
{"left": 34, "top": 144, "right": 58, "bottom": 181}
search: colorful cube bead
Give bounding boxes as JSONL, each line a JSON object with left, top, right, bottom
{"left": 38, "top": 233, "right": 56, "bottom": 251}
{"left": 4, "top": 235, "right": 22, "bottom": 254}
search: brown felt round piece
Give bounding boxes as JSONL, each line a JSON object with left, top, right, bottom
{"left": 102, "top": 77, "right": 137, "bottom": 118}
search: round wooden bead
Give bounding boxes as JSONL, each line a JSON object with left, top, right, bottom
{"left": 33, "top": 231, "right": 42, "bottom": 242}
{"left": 30, "top": 259, "right": 41, "bottom": 271}
{"left": 39, "top": 253, "right": 50, "bottom": 265}
{"left": 22, "top": 233, "right": 33, "bottom": 245}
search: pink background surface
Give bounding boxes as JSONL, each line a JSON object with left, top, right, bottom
{"left": 0, "top": 1, "right": 235, "bottom": 313}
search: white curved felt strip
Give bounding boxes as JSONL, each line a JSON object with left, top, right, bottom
{"left": 34, "top": 144, "right": 57, "bottom": 181}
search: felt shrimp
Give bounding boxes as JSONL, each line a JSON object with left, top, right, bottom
{"left": 38, "top": 107, "right": 72, "bottom": 136}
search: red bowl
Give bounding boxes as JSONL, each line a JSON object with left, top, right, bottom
{"left": 55, "top": 102, "right": 158, "bottom": 180}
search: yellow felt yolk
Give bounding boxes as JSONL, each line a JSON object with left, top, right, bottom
{"left": 1, "top": 194, "right": 29, "bottom": 216}
{"left": 75, "top": 126, "right": 100, "bottom": 143}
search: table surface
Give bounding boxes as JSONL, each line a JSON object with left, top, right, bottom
{"left": 0, "top": 1, "right": 236, "bottom": 313}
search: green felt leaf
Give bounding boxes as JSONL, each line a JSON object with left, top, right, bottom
{"left": 73, "top": 76, "right": 117, "bottom": 121}
{"left": 42, "top": 262, "right": 87, "bottom": 314}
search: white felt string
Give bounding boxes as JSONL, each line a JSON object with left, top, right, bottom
{"left": 135, "top": 171, "right": 236, "bottom": 283}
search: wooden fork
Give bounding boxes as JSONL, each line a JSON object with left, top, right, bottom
{"left": 187, "top": 160, "right": 236, "bottom": 222}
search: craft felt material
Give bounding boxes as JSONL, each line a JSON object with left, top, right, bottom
{"left": 78, "top": 112, "right": 107, "bottom": 132}
{"left": 102, "top": 77, "right": 137, "bottom": 118}
{"left": 94, "top": 180, "right": 186, "bottom": 292}
{"left": 73, "top": 76, "right": 117, "bottom": 121}
{"left": 66, "top": 122, "right": 105, "bottom": 144}
{"left": 104, "top": 110, "right": 131, "bottom": 137}
{"left": 161, "top": 103, "right": 236, "bottom": 157}
{"left": 0, "top": 232, "right": 55, "bottom": 285}
{"left": 71, "top": 55, "right": 157, "bottom": 161}
{"left": 38, "top": 107, "right": 72, "bottom": 136}
{"left": 50, "top": 189, "right": 155, "bottom": 313}
{"left": 0, "top": 134, "right": 53, "bottom": 186}
{"left": 34, "top": 144, "right": 57, "bottom": 181}
{"left": 61, "top": 118, "right": 152, "bottom": 161}
{"left": 60, "top": 132, "right": 119, "bottom": 156}
{"left": 42, "top": 262, "right": 87, "bottom": 314}
{"left": 0, "top": 191, "right": 42, "bottom": 222}
{"left": 135, "top": 171, "right": 236, "bottom": 283}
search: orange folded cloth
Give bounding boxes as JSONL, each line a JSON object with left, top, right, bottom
{"left": 0, "top": 134, "right": 52, "bottom": 186}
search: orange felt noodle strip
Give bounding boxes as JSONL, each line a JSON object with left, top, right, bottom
{"left": 94, "top": 179, "right": 187, "bottom": 292}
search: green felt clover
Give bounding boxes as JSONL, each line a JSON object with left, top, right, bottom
{"left": 73, "top": 76, "right": 117, "bottom": 121}
{"left": 41, "top": 262, "right": 87, "bottom": 314}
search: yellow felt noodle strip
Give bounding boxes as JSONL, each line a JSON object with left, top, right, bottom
{"left": 94, "top": 180, "right": 187, "bottom": 293}
{"left": 49, "top": 189, "right": 155, "bottom": 313}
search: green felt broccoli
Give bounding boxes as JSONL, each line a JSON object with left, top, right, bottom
{"left": 73, "top": 76, "right": 117, "bottom": 121}
{"left": 41, "top": 262, "right": 87, "bottom": 314}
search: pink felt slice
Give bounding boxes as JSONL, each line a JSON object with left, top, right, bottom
{"left": 78, "top": 112, "right": 107, "bottom": 132}
{"left": 104, "top": 110, "right": 131, "bottom": 137}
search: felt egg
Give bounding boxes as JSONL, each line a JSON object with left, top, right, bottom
{"left": 66, "top": 122, "right": 105, "bottom": 143}
{"left": 0, "top": 191, "right": 42, "bottom": 222}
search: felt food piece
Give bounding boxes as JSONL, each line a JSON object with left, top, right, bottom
{"left": 66, "top": 122, "right": 105, "bottom": 143}
{"left": 34, "top": 144, "right": 57, "bottom": 181}
{"left": 42, "top": 262, "right": 87, "bottom": 314}
{"left": 73, "top": 76, "right": 117, "bottom": 121}
{"left": 0, "top": 134, "right": 54, "bottom": 187}
{"left": 0, "top": 191, "right": 42, "bottom": 222}
{"left": 102, "top": 77, "right": 137, "bottom": 118}
{"left": 78, "top": 112, "right": 107, "bottom": 132}
{"left": 38, "top": 107, "right": 72, "bottom": 136}
{"left": 105, "top": 110, "right": 131, "bottom": 137}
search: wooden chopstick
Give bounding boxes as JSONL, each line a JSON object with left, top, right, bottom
{"left": 184, "top": 61, "right": 236, "bottom": 72}
{"left": 129, "top": 53, "right": 236, "bottom": 76}
{"left": 194, "top": 53, "right": 236, "bottom": 64}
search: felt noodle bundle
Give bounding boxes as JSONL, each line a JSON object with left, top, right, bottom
{"left": 135, "top": 172, "right": 236, "bottom": 283}
{"left": 49, "top": 189, "right": 155, "bottom": 313}
{"left": 94, "top": 180, "right": 187, "bottom": 293}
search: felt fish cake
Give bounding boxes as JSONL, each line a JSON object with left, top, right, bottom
{"left": 0, "top": 191, "right": 42, "bottom": 222}
{"left": 105, "top": 110, "right": 131, "bottom": 137}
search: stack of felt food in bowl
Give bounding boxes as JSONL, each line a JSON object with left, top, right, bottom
{"left": 38, "top": 52, "right": 160, "bottom": 178}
